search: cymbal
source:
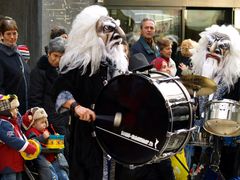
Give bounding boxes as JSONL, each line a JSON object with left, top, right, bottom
{"left": 180, "top": 74, "right": 217, "bottom": 96}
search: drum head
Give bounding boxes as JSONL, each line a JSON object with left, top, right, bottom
{"left": 203, "top": 120, "right": 240, "bottom": 137}
{"left": 94, "top": 73, "right": 169, "bottom": 166}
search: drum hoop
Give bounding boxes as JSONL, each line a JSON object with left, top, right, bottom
{"left": 207, "top": 98, "right": 240, "bottom": 106}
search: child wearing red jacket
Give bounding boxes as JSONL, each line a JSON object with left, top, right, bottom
{"left": 0, "top": 94, "right": 37, "bottom": 180}
{"left": 22, "top": 107, "right": 69, "bottom": 180}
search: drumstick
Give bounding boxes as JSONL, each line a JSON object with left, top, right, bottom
{"left": 96, "top": 112, "right": 122, "bottom": 127}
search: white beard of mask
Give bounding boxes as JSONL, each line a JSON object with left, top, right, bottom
{"left": 105, "top": 44, "right": 129, "bottom": 77}
{"left": 201, "top": 57, "right": 219, "bottom": 82}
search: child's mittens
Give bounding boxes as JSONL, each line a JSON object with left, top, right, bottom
{"left": 43, "top": 129, "right": 50, "bottom": 139}
{"left": 24, "top": 142, "right": 37, "bottom": 154}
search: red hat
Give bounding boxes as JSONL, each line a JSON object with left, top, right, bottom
{"left": 151, "top": 57, "right": 168, "bottom": 71}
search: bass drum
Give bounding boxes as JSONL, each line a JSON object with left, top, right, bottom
{"left": 94, "top": 71, "right": 193, "bottom": 167}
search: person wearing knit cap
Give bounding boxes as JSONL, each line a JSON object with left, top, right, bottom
{"left": 22, "top": 107, "right": 69, "bottom": 180}
{"left": 151, "top": 57, "right": 171, "bottom": 75}
{"left": 0, "top": 94, "right": 37, "bottom": 179}
{"left": 22, "top": 107, "right": 49, "bottom": 132}
{"left": 17, "top": 44, "right": 30, "bottom": 63}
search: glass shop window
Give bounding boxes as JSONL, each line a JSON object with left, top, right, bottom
{"left": 108, "top": 8, "right": 182, "bottom": 47}
{"left": 185, "top": 8, "right": 232, "bottom": 41}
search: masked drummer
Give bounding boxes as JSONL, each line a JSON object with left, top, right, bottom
{"left": 51, "top": 5, "right": 129, "bottom": 180}
{"left": 22, "top": 107, "right": 69, "bottom": 179}
{"left": 0, "top": 94, "right": 37, "bottom": 179}
{"left": 189, "top": 25, "right": 240, "bottom": 179}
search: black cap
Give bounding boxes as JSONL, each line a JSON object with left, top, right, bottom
{"left": 129, "top": 53, "right": 153, "bottom": 72}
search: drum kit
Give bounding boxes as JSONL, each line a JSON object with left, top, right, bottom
{"left": 93, "top": 70, "right": 240, "bottom": 169}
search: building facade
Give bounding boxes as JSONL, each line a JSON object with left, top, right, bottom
{"left": 0, "top": 0, "right": 240, "bottom": 67}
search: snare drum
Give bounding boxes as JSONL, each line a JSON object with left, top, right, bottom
{"left": 204, "top": 99, "right": 240, "bottom": 137}
{"left": 94, "top": 71, "right": 193, "bottom": 167}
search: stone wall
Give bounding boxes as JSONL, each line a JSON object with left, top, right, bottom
{"left": 0, "top": 0, "right": 96, "bottom": 68}
{"left": 42, "top": 0, "right": 96, "bottom": 54}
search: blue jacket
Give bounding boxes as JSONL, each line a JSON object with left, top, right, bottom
{"left": 131, "top": 36, "right": 160, "bottom": 63}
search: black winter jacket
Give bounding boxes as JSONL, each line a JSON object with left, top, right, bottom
{"left": 0, "top": 43, "right": 30, "bottom": 114}
{"left": 52, "top": 64, "right": 108, "bottom": 180}
{"left": 29, "top": 55, "right": 69, "bottom": 134}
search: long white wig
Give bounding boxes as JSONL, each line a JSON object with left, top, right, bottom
{"left": 191, "top": 25, "right": 240, "bottom": 89}
{"left": 59, "top": 5, "right": 128, "bottom": 76}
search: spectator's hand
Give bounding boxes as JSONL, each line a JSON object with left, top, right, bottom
{"left": 179, "top": 63, "right": 188, "bottom": 71}
{"left": 74, "top": 105, "right": 96, "bottom": 122}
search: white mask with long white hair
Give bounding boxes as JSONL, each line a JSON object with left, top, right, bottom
{"left": 191, "top": 25, "right": 240, "bottom": 90}
{"left": 59, "top": 5, "right": 128, "bottom": 77}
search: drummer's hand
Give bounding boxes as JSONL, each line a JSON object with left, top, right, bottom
{"left": 74, "top": 105, "right": 96, "bottom": 122}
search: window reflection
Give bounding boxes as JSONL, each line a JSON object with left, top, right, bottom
{"left": 107, "top": 7, "right": 233, "bottom": 45}
{"left": 108, "top": 8, "right": 181, "bottom": 47}
{"left": 185, "top": 9, "right": 232, "bottom": 41}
